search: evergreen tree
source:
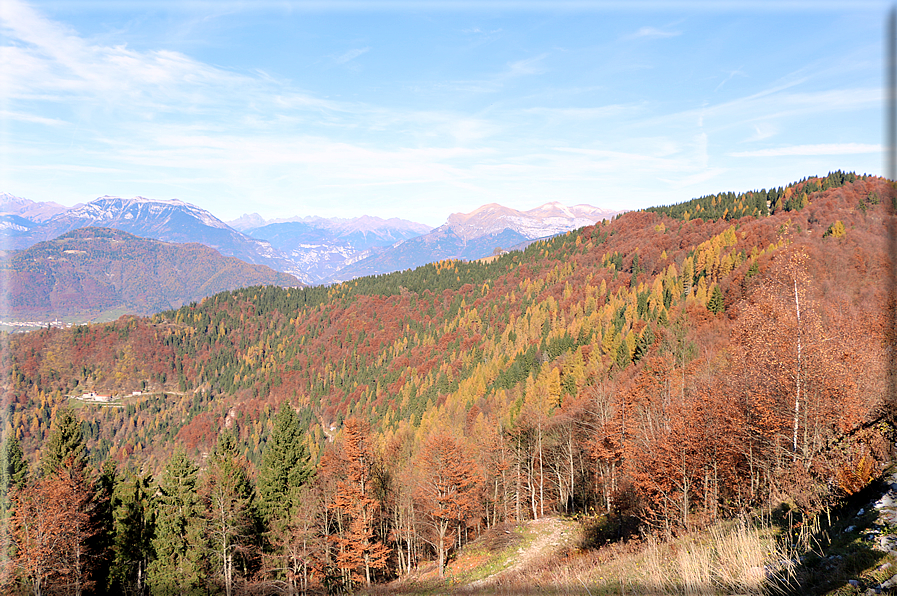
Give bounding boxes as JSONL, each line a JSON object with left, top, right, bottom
{"left": 256, "top": 402, "right": 313, "bottom": 525}
{"left": 41, "top": 407, "right": 85, "bottom": 477}
{"left": 201, "top": 430, "right": 256, "bottom": 596}
{"left": 633, "top": 325, "right": 655, "bottom": 363}
{"left": 707, "top": 285, "right": 725, "bottom": 314}
{"left": 91, "top": 459, "right": 117, "bottom": 593}
{"left": 0, "top": 434, "right": 28, "bottom": 515}
{"left": 147, "top": 449, "right": 205, "bottom": 595}
{"left": 109, "top": 469, "right": 155, "bottom": 595}
{"left": 614, "top": 341, "right": 630, "bottom": 370}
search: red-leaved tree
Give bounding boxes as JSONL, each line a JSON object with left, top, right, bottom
{"left": 415, "top": 431, "right": 481, "bottom": 576}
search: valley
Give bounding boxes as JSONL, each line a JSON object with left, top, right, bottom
{"left": 1, "top": 171, "right": 895, "bottom": 595}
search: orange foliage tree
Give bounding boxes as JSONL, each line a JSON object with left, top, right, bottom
{"left": 329, "top": 418, "right": 390, "bottom": 588}
{"left": 415, "top": 431, "right": 481, "bottom": 576}
{"left": 6, "top": 464, "right": 97, "bottom": 596}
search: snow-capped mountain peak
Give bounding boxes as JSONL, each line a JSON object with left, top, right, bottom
{"left": 63, "top": 196, "right": 230, "bottom": 231}
{"left": 444, "top": 201, "right": 618, "bottom": 242}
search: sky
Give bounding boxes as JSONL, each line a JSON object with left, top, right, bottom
{"left": 0, "top": 0, "right": 888, "bottom": 227}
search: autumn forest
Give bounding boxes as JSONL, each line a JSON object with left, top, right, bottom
{"left": 1, "top": 171, "right": 895, "bottom": 595}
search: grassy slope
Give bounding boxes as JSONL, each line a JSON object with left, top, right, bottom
{"left": 367, "top": 466, "right": 897, "bottom": 595}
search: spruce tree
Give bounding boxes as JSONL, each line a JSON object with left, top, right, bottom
{"left": 0, "top": 434, "right": 28, "bottom": 515}
{"left": 201, "top": 430, "right": 256, "bottom": 596}
{"left": 257, "top": 402, "right": 312, "bottom": 525}
{"left": 41, "top": 407, "right": 85, "bottom": 476}
{"left": 147, "top": 449, "right": 205, "bottom": 595}
{"left": 109, "top": 469, "right": 155, "bottom": 595}
{"left": 708, "top": 284, "right": 725, "bottom": 314}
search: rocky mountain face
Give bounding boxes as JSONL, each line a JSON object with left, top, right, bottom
{"left": 237, "top": 215, "right": 433, "bottom": 284}
{"left": 331, "top": 202, "right": 619, "bottom": 282}
{"left": 0, "top": 214, "right": 39, "bottom": 240}
{"left": 445, "top": 202, "right": 616, "bottom": 242}
{"left": 0, "top": 192, "right": 69, "bottom": 222}
{"left": 0, "top": 227, "right": 299, "bottom": 321}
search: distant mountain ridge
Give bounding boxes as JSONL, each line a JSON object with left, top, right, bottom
{"left": 1, "top": 193, "right": 618, "bottom": 285}
{"left": 445, "top": 202, "right": 615, "bottom": 242}
{"left": 237, "top": 215, "right": 434, "bottom": 283}
{"left": 0, "top": 192, "right": 69, "bottom": 222}
{"left": 7, "top": 195, "right": 310, "bottom": 282}
{"left": 230, "top": 212, "right": 432, "bottom": 237}
{"left": 331, "top": 201, "right": 619, "bottom": 281}
{"left": 0, "top": 227, "right": 299, "bottom": 321}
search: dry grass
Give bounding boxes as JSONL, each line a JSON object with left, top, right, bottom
{"left": 364, "top": 517, "right": 794, "bottom": 595}
{"left": 490, "top": 518, "right": 794, "bottom": 595}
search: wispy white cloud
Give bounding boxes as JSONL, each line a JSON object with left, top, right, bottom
{"left": 333, "top": 47, "right": 369, "bottom": 64}
{"left": 745, "top": 122, "right": 777, "bottom": 142}
{"left": 639, "top": 85, "right": 879, "bottom": 136}
{"left": 631, "top": 26, "right": 681, "bottom": 39}
{"left": 729, "top": 143, "right": 882, "bottom": 157}
{"left": 432, "top": 53, "right": 547, "bottom": 94}
{"left": 507, "top": 54, "right": 547, "bottom": 77}
{"left": 0, "top": 0, "right": 884, "bottom": 223}
{"left": 18, "top": 164, "right": 125, "bottom": 173}
{"left": 0, "top": 0, "right": 254, "bottom": 112}
{"left": 462, "top": 27, "right": 502, "bottom": 34}
{"left": 520, "top": 104, "right": 639, "bottom": 120}
{"left": 0, "top": 110, "right": 67, "bottom": 126}
{"left": 714, "top": 68, "right": 745, "bottom": 92}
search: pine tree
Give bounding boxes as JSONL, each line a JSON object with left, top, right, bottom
{"left": 147, "top": 449, "right": 206, "bottom": 595}
{"left": 257, "top": 402, "right": 314, "bottom": 589}
{"left": 91, "top": 459, "right": 117, "bottom": 593}
{"left": 614, "top": 340, "right": 630, "bottom": 370}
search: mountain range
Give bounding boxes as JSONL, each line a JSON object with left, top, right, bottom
{"left": 0, "top": 192, "right": 69, "bottom": 223}
{"left": 329, "top": 202, "right": 618, "bottom": 281}
{"left": 235, "top": 214, "right": 433, "bottom": 283}
{"left": 0, "top": 194, "right": 618, "bottom": 286}
{"left": 4, "top": 196, "right": 308, "bottom": 281}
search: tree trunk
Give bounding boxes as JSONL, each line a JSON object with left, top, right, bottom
{"left": 792, "top": 278, "right": 803, "bottom": 457}
{"left": 538, "top": 420, "right": 544, "bottom": 518}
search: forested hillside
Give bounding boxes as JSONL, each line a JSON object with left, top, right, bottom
{"left": 1, "top": 172, "right": 894, "bottom": 594}
{"left": 0, "top": 227, "right": 300, "bottom": 321}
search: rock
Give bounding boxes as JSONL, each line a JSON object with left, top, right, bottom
{"left": 881, "top": 573, "right": 897, "bottom": 590}
{"left": 845, "top": 525, "right": 856, "bottom": 533}
{"left": 848, "top": 579, "right": 860, "bottom": 588}
{"left": 858, "top": 508, "right": 865, "bottom": 516}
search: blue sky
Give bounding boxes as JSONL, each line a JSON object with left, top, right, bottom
{"left": 0, "top": 1, "right": 887, "bottom": 226}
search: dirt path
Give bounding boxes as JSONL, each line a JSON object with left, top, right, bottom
{"left": 467, "top": 516, "right": 573, "bottom": 591}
